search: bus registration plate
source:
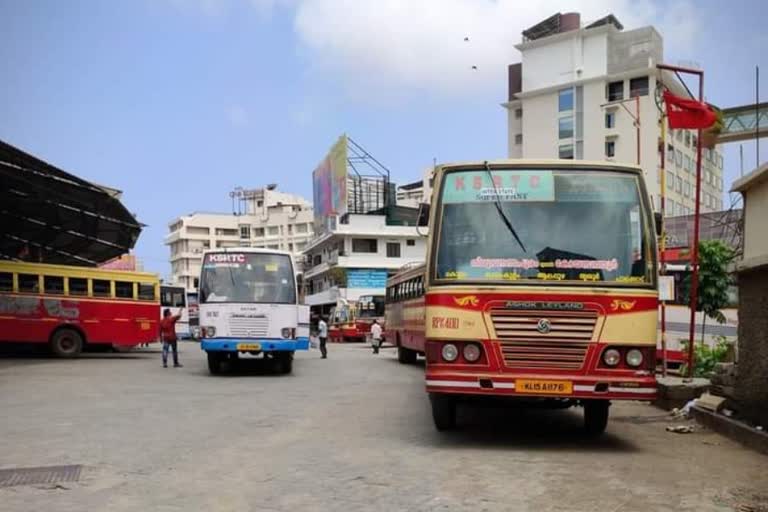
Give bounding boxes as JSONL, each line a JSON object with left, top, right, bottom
{"left": 516, "top": 379, "right": 572, "bottom": 395}
{"left": 237, "top": 343, "right": 261, "bottom": 351}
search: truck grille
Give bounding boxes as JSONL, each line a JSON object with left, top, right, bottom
{"left": 229, "top": 315, "right": 269, "bottom": 338}
{"left": 490, "top": 309, "right": 598, "bottom": 370}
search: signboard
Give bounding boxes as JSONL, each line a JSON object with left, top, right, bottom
{"left": 659, "top": 275, "right": 675, "bottom": 302}
{"left": 347, "top": 269, "right": 388, "bottom": 289}
{"left": 312, "top": 135, "right": 348, "bottom": 234}
{"left": 441, "top": 170, "right": 554, "bottom": 203}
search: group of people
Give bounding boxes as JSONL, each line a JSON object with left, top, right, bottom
{"left": 314, "top": 316, "right": 383, "bottom": 358}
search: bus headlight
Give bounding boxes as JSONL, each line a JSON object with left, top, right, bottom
{"left": 202, "top": 326, "right": 216, "bottom": 338}
{"left": 463, "top": 343, "right": 482, "bottom": 362}
{"left": 441, "top": 344, "right": 459, "bottom": 362}
{"left": 626, "top": 349, "right": 644, "bottom": 367}
{"left": 281, "top": 328, "right": 292, "bottom": 339}
{"left": 603, "top": 348, "right": 621, "bottom": 366}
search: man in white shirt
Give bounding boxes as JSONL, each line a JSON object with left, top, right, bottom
{"left": 318, "top": 316, "right": 328, "bottom": 359}
{"left": 370, "top": 320, "right": 383, "bottom": 354}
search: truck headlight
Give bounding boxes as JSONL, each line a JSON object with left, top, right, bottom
{"left": 603, "top": 348, "right": 621, "bottom": 366}
{"left": 441, "top": 343, "right": 459, "bottom": 362}
{"left": 626, "top": 349, "right": 644, "bottom": 367}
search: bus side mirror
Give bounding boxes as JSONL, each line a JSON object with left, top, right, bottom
{"left": 417, "top": 203, "right": 430, "bottom": 227}
{"left": 654, "top": 212, "right": 663, "bottom": 237}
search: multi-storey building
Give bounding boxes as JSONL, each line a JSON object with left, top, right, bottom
{"left": 502, "top": 12, "right": 725, "bottom": 216}
{"left": 165, "top": 186, "right": 314, "bottom": 291}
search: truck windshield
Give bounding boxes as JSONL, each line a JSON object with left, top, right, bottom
{"left": 434, "top": 169, "right": 653, "bottom": 285}
{"left": 199, "top": 253, "right": 296, "bottom": 304}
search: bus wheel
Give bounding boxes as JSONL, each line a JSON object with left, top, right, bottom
{"left": 207, "top": 352, "right": 224, "bottom": 375}
{"left": 583, "top": 400, "right": 610, "bottom": 436}
{"left": 398, "top": 345, "right": 417, "bottom": 365}
{"left": 429, "top": 394, "right": 457, "bottom": 431}
{"left": 50, "top": 328, "right": 83, "bottom": 358}
{"left": 275, "top": 352, "right": 293, "bottom": 374}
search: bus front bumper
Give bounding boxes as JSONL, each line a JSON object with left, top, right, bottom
{"left": 426, "top": 372, "right": 657, "bottom": 401}
{"left": 201, "top": 338, "right": 309, "bottom": 353}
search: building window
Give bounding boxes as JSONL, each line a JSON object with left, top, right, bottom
{"left": 296, "top": 223, "right": 308, "bottom": 234}
{"left": 605, "top": 112, "right": 616, "bottom": 129}
{"left": 667, "top": 144, "right": 674, "bottom": 162}
{"left": 256, "top": 200, "right": 263, "bottom": 207}
{"left": 676, "top": 176, "right": 683, "bottom": 193}
{"left": 514, "top": 133, "right": 523, "bottom": 145}
{"left": 675, "top": 150, "right": 683, "bottom": 167}
{"left": 558, "top": 88, "right": 574, "bottom": 111}
{"left": 692, "top": 134, "right": 698, "bottom": 148}
{"left": 239, "top": 225, "right": 250, "bottom": 239}
{"left": 684, "top": 181, "right": 691, "bottom": 197}
{"left": 718, "top": 154, "right": 724, "bottom": 169}
{"left": 406, "top": 239, "right": 415, "bottom": 247}
{"left": 684, "top": 131, "right": 691, "bottom": 147}
{"left": 629, "top": 76, "right": 649, "bottom": 97}
{"left": 667, "top": 171, "right": 675, "bottom": 190}
{"left": 386, "top": 242, "right": 401, "bottom": 258}
{"left": 558, "top": 144, "right": 574, "bottom": 160}
{"left": 684, "top": 155, "right": 691, "bottom": 173}
{"left": 514, "top": 108, "right": 522, "bottom": 119}
{"left": 352, "top": 239, "right": 378, "bottom": 253}
{"left": 676, "top": 130, "right": 683, "bottom": 142}
{"left": 558, "top": 117, "right": 574, "bottom": 139}
{"left": 605, "top": 140, "right": 616, "bottom": 158}
{"left": 267, "top": 244, "right": 279, "bottom": 250}
{"left": 668, "top": 199, "right": 676, "bottom": 216}
{"left": 607, "top": 81, "right": 624, "bottom": 101}
{"left": 253, "top": 227, "right": 264, "bottom": 237}
{"left": 267, "top": 226, "right": 279, "bottom": 236}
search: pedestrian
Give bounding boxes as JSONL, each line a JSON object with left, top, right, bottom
{"left": 160, "top": 308, "right": 184, "bottom": 368}
{"left": 318, "top": 315, "right": 328, "bottom": 359}
{"left": 370, "top": 319, "right": 383, "bottom": 354}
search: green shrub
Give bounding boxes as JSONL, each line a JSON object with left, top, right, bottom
{"left": 680, "top": 336, "right": 732, "bottom": 378}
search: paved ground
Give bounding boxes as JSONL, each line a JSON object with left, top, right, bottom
{"left": 1, "top": 343, "right": 767, "bottom": 512}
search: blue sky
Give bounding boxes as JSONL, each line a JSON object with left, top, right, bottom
{"left": 1, "top": 0, "right": 766, "bottom": 276}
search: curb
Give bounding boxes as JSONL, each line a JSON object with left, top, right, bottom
{"left": 691, "top": 405, "right": 768, "bottom": 455}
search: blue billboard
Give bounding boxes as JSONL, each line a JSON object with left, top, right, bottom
{"left": 347, "top": 268, "right": 388, "bottom": 289}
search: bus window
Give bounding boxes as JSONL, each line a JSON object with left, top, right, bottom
{"left": 44, "top": 275, "right": 65, "bottom": 295}
{"left": 138, "top": 283, "right": 156, "bottom": 301}
{"left": 18, "top": 274, "right": 40, "bottom": 293}
{"left": 93, "top": 279, "right": 111, "bottom": 297}
{"left": 115, "top": 281, "right": 134, "bottom": 299}
{"left": 69, "top": 277, "right": 88, "bottom": 296}
{"left": 0, "top": 272, "right": 12, "bottom": 292}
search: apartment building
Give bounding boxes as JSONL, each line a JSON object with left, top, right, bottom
{"left": 165, "top": 186, "right": 314, "bottom": 291}
{"left": 503, "top": 12, "right": 725, "bottom": 216}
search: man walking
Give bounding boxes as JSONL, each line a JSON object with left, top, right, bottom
{"left": 318, "top": 315, "right": 328, "bottom": 359}
{"left": 370, "top": 319, "right": 383, "bottom": 354}
{"left": 160, "top": 308, "right": 184, "bottom": 368}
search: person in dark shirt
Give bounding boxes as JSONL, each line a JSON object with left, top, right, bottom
{"left": 160, "top": 308, "right": 184, "bottom": 368}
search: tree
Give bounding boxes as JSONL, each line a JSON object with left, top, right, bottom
{"left": 681, "top": 240, "right": 735, "bottom": 344}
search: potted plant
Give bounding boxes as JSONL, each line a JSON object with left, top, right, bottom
{"left": 702, "top": 105, "right": 723, "bottom": 148}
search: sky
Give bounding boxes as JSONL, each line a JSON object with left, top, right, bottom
{"left": 1, "top": 0, "right": 766, "bottom": 276}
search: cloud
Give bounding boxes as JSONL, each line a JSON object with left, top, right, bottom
{"left": 226, "top": 104, "right": 249, "bottom": 126}
{"left": 291, "top": 0, "right": 700, "bottom": 100}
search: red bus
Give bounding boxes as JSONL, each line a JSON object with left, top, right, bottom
{"left": 0, "top": 260, "right": 160, "bottom": 357}
{"left": 404, "top": 160, "right": 660, "bottom": 434}
{"left": 328, "top": 295, "right": 385, "bottom": 343}
{"left": 385, "top": 263, "right": 426, "bottom": 363}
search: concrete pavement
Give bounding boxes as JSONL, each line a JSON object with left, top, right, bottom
{"left": 1, "top": 343, "right": 766, "bottom": 511}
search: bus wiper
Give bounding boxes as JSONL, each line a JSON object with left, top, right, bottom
{"left": 484, "top": 161, "right": 526, "bottom": 253}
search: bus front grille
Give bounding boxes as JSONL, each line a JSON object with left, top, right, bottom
{"left": 490, "top": 309, "right": 598, "bottom": 370}
{"left": 229, "top": 316, "right": 269, "bottom": 338}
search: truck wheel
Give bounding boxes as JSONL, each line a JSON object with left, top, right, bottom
{"left": 398, "top": 345, "right": 417, "bottom": 364}
{"left": 50, "top": 328, "right": 83, "bottom": 358}
{"left": 430, "top": 394, "right": 457, "bottom": 431}
{"left": 584, "top": 400, "right": 610, "bottom": 436}
{"left": 207, "top": 352, "right": 224, "bottom": 375}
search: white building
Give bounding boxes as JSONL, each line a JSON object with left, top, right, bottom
{"left": 302, "top": 209, "right": 427, "bottom": 311}
{"left": 503, "top": 12, "right": 725, "bottom": 217}
{"left": 396, "top": 167, "right": 435, "bottom": 207}
{"left": 165, "top": 186, "right": 314, "bottom": 291}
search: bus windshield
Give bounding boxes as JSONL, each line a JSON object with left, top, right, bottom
{"left": 199, "top": 252, "right": 296, "bottom": 304}
{"left": 435, "top": 169, "right": 653, "bottom": 285}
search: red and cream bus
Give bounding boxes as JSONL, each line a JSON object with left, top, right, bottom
{"left": 0, "top": 260, "right": 160, "bottom": 357}
{"left": 410, "top": 160, "right": 660, "bottom": 434}
{"left": 328, "top": 295, "right": 386, "bottom": 343}
{"left": 385, "top": 263, "right": 426, "bottom": 363}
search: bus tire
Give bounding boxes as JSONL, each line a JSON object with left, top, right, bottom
{"left": 398, "top": 345, "right": 417, "bottom": 365}
{"left": 207, "top": 352, "right": 224, "bottom": 375}
{"left": 275, "top": 352, "right": 293, "bottom": 374}
{"left": 430, "top": 394, "right": 457, "bottom": 431}
{"left": 50, "top": 328, "right": 83, "bottom": 358}
{"left": 583, "top": 400, "right": 610, "bottom": 436}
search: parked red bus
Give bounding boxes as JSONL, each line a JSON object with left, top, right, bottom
{"left": 406, "top": 160, "right": 660, "bottom": 434}
{"left": 0, "top": 260, "right": 160, "bottom": 357}
{"left": 385, "top": 263, "right": 426, "bottom": 363}
{"left": 328, "top": 295, "right": 385, "bottom": 342}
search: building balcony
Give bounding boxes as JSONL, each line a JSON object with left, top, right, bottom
{"left": 304, "top": 287, "right": 341, "bottom": 306}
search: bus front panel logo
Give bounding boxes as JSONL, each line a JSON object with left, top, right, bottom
{"left": 536, "top": 318, "right": 551, "bottom": 334}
